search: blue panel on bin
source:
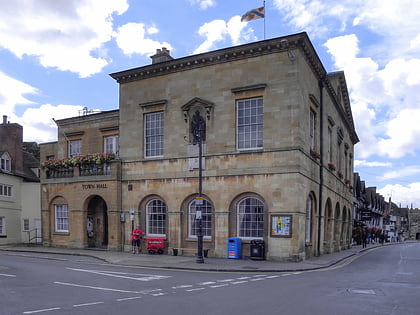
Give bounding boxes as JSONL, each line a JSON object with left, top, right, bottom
{"left": 227, "top": 237, "right": 242, "bottom": 259}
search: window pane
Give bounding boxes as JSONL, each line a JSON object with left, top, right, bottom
{"left": 189, "top": 200, "right": 212, "bottom": 238}
{"left": 55, "top": 204, "right": 68, "bottom": 232}
{"left": 237, "top": 197, "right": 264, "bottom": 239}
{"left": 237, "top": 97, "right": 263, "bottom": 150}
{"left": 147, "top": 199, "right": 167, "bottom": 236}
{"left": 145, "top": 112, "right": 164, "bottom": 157}
{"left": 69, "top": 140, "right": 81, "bottom": 157}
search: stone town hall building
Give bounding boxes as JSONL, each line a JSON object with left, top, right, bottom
{"left": 40, "top": 32, "right": 359, "bottom": 261}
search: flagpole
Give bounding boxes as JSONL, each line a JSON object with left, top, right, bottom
{"left": 263, "top": 0, "right": 266, "bottom": 39}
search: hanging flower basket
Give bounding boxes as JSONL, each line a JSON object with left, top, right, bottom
{"left": 337, "top": 171, "right": 343, "bottom": 179}
{"left": 344, "top": 179, "right": 351, "bottom": 185}
{"left": 310, "top": 148, "right": 321, "bottom": 159}
{"left": 327, "top": 163, "right": 336, "bottom": 171}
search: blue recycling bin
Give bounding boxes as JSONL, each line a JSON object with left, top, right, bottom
{"left": 227, "top": 237, "right": 242, "bottom": 259}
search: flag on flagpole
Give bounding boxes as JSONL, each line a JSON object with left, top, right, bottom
{"left": 241, "top": 6, "right": 265, "bottom": 22}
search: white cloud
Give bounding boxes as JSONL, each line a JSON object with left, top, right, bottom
{"left": 378, "top": 183, "right": 420, "bottom": 208}
{"left": 189, "top": 0, "right": 216, "bottom": 10}
{"left": 19, "top": 104, "right": 86, "bottom": 143}
{"left": 324, "top": 34, "right": 420, "bottom": 159}
{"left": 0, "top": 0, "right": 129, "bottom": 77}
{"left": 354, "top": 160, "right": 392, "bottom": 168}
{"left": 377, "top": 109, "right": 420, "bottom": 158}
{"left": 114, "top": 23, "right": 172, "bottom": 56}
{"left": 194, "top": 16, "right": 251, "bottom": 54}
{"left": 0, "top": 71, "right": 38, "bottom": 117}
{"left": 377, "top": 166, "right": 420, "bottom": 182}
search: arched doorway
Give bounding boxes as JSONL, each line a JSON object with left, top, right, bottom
{"left": 86, "top": 195, "right": 108, "bottom": 248}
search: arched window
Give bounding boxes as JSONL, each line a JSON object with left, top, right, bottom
{"left": 146, "top": 199, "right": 167, "bottom": 237}
{"left": 305, "top": 194, "right": 314, "bottom": 243}
{"left": 237, "top": 197, "right": 264, "bottom": 239}
{"left": 188, "top": 199, "right": 212, "bottom": 239}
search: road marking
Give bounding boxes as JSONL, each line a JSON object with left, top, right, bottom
{"left": 23, "top": 307, "right": 61, "bottom": 314}
{"left": 0, "top": 273, "right": 16, "bottom": 277}
{"left": 67, "top": 268, "right": 170, "bottom": 281}
{"left": 266, "top": 275, "right": 280, "bottom": 279}
{"left": 349, "top": 289, "right": 376, "bottom": 295}
{"left": 198, "top": 281, "right": 217, "bottom": 285}
{"left": 151, "top": 292, "right": 166, "bottom": 296}
{"left": 217, "top": 279, "right": 235, "bottom": 282}
{"left": 231, "top": 281, "right": 248, "bottom": 284}
{"left": 186, "top": 287, "right": 206, "bottom": 292}
{"left": 172, "top": 284, "right": 193, "bottom": 289}
{"left": 54, "top": 281, "right": 146, "bottom": 294}
{"left": 73, "top": 301, "right": 104, "bottom": 307}
{"left": 117, "top": 296, "right": 142, "bottom": 301}
{"left": 209, "top": 284, "right": 229, "bottom": 288}
{"left": 250, "top": 278, "right": 265, "bottom": 281}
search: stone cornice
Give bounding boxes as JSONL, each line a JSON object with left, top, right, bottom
{"left": 110, "top": 32, "right": 326, "bottom": 84}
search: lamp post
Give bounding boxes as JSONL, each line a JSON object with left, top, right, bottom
{"left": 191, "top": 110, "right": 205, "bottom": 263}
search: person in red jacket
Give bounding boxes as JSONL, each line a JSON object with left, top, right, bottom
{"left": 131, "top": 226, "right": 143, "bottom": 254}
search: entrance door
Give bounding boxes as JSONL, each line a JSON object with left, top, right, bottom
{"left": 34, "top": 219, "right": 42, "bottom": 243}
{"left": 87, "top": 196, "right": 108, "bottom": 248}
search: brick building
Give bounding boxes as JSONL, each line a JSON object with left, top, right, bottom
{"left": 40, "top": 32, "right": 358, "bottom": 261}
{"left": 1, "top": 115, "right": 41, "bottom": 244}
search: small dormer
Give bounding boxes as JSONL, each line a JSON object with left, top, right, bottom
{"left": 0, "top": 151, "right": 12, "bottom": 173}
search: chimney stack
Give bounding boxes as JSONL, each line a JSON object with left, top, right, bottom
{"left": 0, "top": 115, "right": 23, "bottom": 173}
{"left": 150, "top": 47, "right": 173, "bottom": 64}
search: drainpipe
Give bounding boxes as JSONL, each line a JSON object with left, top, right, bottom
{"left": 317, "top": 78, "right": 324, "bottom": 256}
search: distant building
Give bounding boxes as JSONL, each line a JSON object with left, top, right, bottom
{"left": 0, "top": 115, "right": 41, "bottom": 244}
{"left": 40, "top": 32, "right": 358, "bottom": 261}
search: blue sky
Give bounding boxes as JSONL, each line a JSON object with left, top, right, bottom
{"left": 1, "top": 0, "right": 420, "bottom": 207}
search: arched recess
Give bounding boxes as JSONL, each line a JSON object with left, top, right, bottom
{"left": 139, "top": 194, "right": 168, "bottom": 238}
{"left": 323, "top": 198, "right": 333, "bottom": 253}
{"left": 85, "top": 195, "right": 108, "bottom": 249}
{"left": 180, "top": 194, "right": 214, "bottom": 248}
{"left": 50, "top": 196, "right": 69, "bottom": 234}
{"left": 305, "top": 192, "right": 317, "bottom": 258}
{"left": 228, "top": 192, "right": 266, "bottom": 240}
{"left": 334, "top": 203, "right": 341, "bottom": 251}
{"left": 341, "top": 206, "right": 347, "bottom": 247}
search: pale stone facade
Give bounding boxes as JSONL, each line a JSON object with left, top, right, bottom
{"left": 40, "top": 33, "right": 358, "bottom": 261}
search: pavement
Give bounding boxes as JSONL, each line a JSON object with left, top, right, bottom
{"left": 0, "top": 242, "right": 397, "bottom": 273}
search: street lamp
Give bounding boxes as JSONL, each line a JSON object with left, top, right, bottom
{"left": 191, "top": 110, "right": 206, "bottom": 264}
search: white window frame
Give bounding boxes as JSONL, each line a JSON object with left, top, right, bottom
{"left": 310, "top": 108, "right": 316, "bottom": 150}
{"left": 237, "top": 197, "right": 264, "bottom": 240}
{"left": 0, "top": 152, "right": 11, "bottom": 172}
{"left": 236, "top": 97, "right": 263, "bottom": 150}
{"left": 144, "top": 112, "right": 164, "bottom": 158}
{"left": 146, "top": 199, "right": 167, "bottom": 237}
{"left": 55, "top": 204, "right": 69, "bottom": 233}
{"left": 0, "top": 184, "right": 12, "bottom": 197}
{"left": 305, "top": 195, "right": 314, "bottom": 243}
{"left": 328, "top": 126, "right": 333, "bottom": 163}
{"left": 188, "top": 199, "right": 212, "bottom": 239}
{"left": 104, "top": 135, "right": 119, "bottom": 154}
{"left": 23, "top": 219, "right": 30, "bottom": 232}
{"left": 0, "top": 217, "right": 5, "bottom": 235}
{"left": 68, "top": 140, "right": 81, "bottom": 157}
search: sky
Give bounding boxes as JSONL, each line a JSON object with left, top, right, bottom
{"left": 1, "top": 0, "right": 420, "bottom": 208}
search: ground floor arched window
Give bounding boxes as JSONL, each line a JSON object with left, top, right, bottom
{"left": 188, "top": 199, "right": 212, "bottom": 239}
{"left": 237, "top": 197, "right": 264, "bottom": 239}
{"left": 146, "top": 199, "right": 167, "bottom": 237}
